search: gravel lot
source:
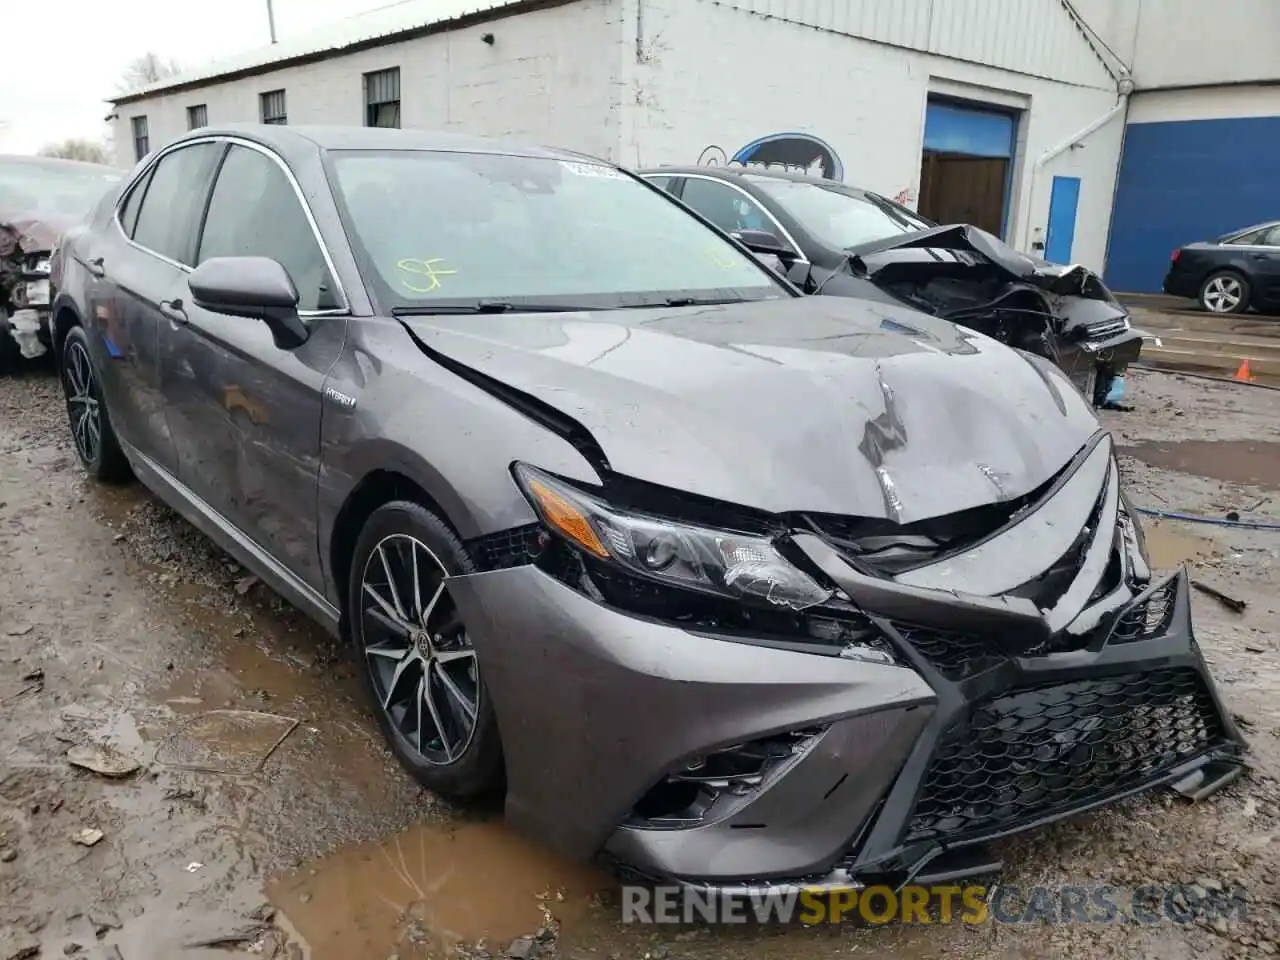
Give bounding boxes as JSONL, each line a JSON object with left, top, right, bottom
{"left": 1, "top": 359, "right": 1277, "bottom": 960}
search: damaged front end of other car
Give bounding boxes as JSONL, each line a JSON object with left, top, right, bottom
{"left": 849, "top": 224, "right": 1148, "bottom": 408}
{"left": 471, "top": 432, "right": 1247, "bottom": 895}
{"left": 1, "top": 217, "right": 59, "bottom": 370}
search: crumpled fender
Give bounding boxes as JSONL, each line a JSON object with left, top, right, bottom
{"left": 851, "top": 223, "right": 1115, "bottom": 301}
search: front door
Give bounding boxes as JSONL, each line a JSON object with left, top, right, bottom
{"left": 87, "top": 141, "right": 223, "bottom": 473}
{"left": 161, "top": 142, "right": 347, "bottom": 591}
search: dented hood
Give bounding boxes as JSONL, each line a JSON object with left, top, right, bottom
{"left": 852, "top": 223, "right": 1114, "bottom": 300}
{"left": 0, "top": 212, "right": 78, "bottom": 258}
{"left": 401, "top": 296, "right": 1099, "bottom": 523}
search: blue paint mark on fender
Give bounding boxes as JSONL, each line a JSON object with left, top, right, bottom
{"left": 102, "top": 333, "right": 124, "bottom": 359}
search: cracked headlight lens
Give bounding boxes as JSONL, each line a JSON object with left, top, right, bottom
{"left": 513, "top": 463, "right": 833, "bottom": 611}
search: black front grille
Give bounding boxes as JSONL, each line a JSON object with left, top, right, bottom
{"left": 904, "top": 668, "right": 1225, "bottom": 844}
{"left": 894, "top": 624, "right": 1007, "bottom": 681}
{"left": 1109, "top": 579, "right": 1177, "bottom": 644}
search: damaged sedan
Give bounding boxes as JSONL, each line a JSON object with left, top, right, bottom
{"left": 641, "top": 166, "right": 1146, "bottom": 408}
{"left": 1, "top": 154, "right": 122, "bottom": 371}
{"left": 51, "top": 126, "right": 1246, "bottom": 893}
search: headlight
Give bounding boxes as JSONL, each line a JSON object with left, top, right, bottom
{"left": 513, "top": 463, "right": 833, "bottom": 611}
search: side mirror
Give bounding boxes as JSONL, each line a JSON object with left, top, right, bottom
{"left": 188, "top": 256, "right": 309, "bottom": 349}
{"left": 732, "top": 228, "right": 793, "bottom": 259}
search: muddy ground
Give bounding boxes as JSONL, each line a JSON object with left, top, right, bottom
{"left": 2, "top": 360, "right": 1279, "bottom": 960}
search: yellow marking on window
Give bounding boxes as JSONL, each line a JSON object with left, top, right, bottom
{"left": 396, "top": 258, "right": 458, "bottom": 293}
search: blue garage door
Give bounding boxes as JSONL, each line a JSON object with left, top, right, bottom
{"left": 1105, "top": 115, "right": 1280, "bottom": 293}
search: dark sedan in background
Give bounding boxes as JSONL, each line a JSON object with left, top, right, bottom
{"left": 641, "top": 165, "right": 1146, "bottom": 407}
{"left": 0, "top": 154, "right": 123, "bottom": 371}
{"left": 1162, "top": 220, "right": 1280, "bottom": 315}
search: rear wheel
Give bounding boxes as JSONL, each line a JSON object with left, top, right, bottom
{"left": 1199, "top": 271, "right": 1250, "bottom": 314}
{"left": 61, "top": 326, "right": 131, "bottom": 482}
{"left": 347, "top": 501, "right": 504, "bottom": 800}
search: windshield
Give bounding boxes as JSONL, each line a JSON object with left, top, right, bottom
{"left": 749, "top": 177, "right": 933, "bottom": 250}
{"left": 0, "top": 157, "right": 122, "bottom": 220}
{"left": 329, "top": 150, "right": 787, "bottom": 310}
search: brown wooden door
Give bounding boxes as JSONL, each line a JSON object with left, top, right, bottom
{"left": 918, "top": 151, "right": 1009, "bottom": 237}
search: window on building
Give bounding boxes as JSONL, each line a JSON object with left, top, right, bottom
{"left": 131, "top": 116, "right": 150, "bottom": 162}
{"left": 130, "top": 142, "right": 224, "bottom": 265}
{"left": 363, "top": 68, "right": 401, "bottom": 128}
{"left": 186, "top": 104, "right": 208, "bottom": 130}
{"left": 260, "top": 90, "right": 287, "bottom": 125}
{"left": 197, "top": 145, "right": 337, "bottom": 311}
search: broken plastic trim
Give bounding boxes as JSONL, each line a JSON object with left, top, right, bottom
{"left": 630, "top": 728, "right": 827, "bottom": 829}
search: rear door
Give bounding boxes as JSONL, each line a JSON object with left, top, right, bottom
{"left": 88, "top": 141, "right": 223, "bottom": 474}
{"left": 161, "top": 141, "right": 348, "bottom": 590}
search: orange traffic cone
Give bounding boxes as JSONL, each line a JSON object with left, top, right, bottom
{"left": 1234, "top": 359, "right": 1256, "bottom": 382}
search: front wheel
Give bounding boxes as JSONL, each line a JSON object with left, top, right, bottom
{"left": 347, "top": 501, "right": 505, "bottom": 800}
{"left": 1199, "top": 271, "right": 1250, "bottom": 314}
{"left": 61, "top": 326, "right": 131, "bottom": 482}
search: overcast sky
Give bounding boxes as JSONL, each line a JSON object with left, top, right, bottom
{"left": 1, "top": 0, "right": 391, "bottom": 157}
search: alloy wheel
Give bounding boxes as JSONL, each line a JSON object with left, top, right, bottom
{"left": 359, "top": 533, "right": 480, "bottom": 765}
{"left": 1202, "top": 275, "right": 1244, "bottom": 313}
{"left": 64, "top": 340, "right": 102, "bottom": 464}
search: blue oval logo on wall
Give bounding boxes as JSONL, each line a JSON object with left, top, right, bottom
{"left": 732, "top": 133, "right": 844, "bottom": 181}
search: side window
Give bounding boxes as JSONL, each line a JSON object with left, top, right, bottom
{"left": 116, "top": 167, "right": 155, "bottom": 237}
{"left": 1226, "top": 229, "right": 1264, "bottom": 246}
{"left": 644, "top": 175, "right": 675, "bottom": 194}
{"left": 131, "top": 143, "right": 223, "bottom": 264}
{"left": 196, "top": 145, "right": 337, "bottom": 312}
{"left": 1259, "top": 225, "right": 1280, "bottom": 247}
{"left": 679, "top": 178, "right": 774, "bottom": 236}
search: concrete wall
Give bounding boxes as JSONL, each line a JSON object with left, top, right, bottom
{"left": 625, "top": 0, "right": 1126, "bottom": 272}
{"left": 111, "top": 0, "right": 623, "bottom": 167}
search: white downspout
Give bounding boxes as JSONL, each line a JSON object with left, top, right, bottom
{"left": 1020, "top": 76, "right": 1135, "bottom": 253}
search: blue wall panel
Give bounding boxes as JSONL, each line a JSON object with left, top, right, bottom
{"left": 1105, "top": 115, "right": 1280, "bottom": 293}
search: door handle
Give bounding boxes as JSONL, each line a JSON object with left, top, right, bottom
{"left": 159, "top": 298, "right": 188, "bottom": 324}
{"left": 1246, "top": 252, "right": 1268, "bottom": 260}
{"left": 87, "top": 256, "right": 106, "bottom": 278}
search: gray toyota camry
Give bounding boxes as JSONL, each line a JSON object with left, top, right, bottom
{"left": 49, "top": 125, "right": 1245, "bottom": 892}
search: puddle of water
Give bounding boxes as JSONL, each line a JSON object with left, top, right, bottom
{"left": 267, "top": 820, "right": 613, "bottom": 958}
{"left": 1143, "top": 520, "right": 1218, "bottom": 570}
{"left": 1120, "top": 439, "right": 1280, "bottom": 490}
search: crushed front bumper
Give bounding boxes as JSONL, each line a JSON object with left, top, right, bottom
{"left": 445, "top": 438, "right": 1246, "bottom": 893}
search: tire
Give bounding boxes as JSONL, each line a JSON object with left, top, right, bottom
{"left": 347, "top": 500, "right": 505, "bottom": 800}
{"left": 1199, "top": 271, "right": 1250, "bottom": 314}
{"left": 60, "top": 326, "right": 131, "bottom": 482}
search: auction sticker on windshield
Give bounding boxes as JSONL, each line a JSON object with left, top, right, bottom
{"left": 561, "top": 161, "right": 628, "bottom": 179}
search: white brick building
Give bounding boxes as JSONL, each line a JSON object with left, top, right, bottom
{"left": 109, "top": 0, "right": 1279, "bottom": 285}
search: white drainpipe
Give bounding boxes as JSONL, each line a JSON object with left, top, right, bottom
{"left": 1020, "top": 76, "right": 1135, "bottom": 254}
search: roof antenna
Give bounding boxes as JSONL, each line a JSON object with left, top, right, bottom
{"left": 266, "top": 0, "right": 278, "bottom": 43}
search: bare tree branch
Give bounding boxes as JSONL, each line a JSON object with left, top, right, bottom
{"left": 117, "top": 52, "right": 182, "bottom": 94}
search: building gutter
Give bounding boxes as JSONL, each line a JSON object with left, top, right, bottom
{"left": 1018, "top": 76, "right": 1134, "bottom": 255}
